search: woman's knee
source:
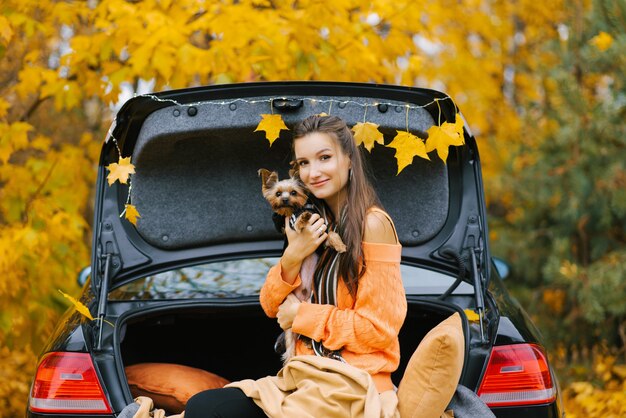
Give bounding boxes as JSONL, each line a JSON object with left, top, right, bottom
{"left": 184, "top": 387, "right": 265, "bottom": 418}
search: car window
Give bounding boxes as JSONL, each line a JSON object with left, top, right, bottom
{"left": 401, "top": 264, "right": 474, "bottom": 295}
{"left": 109, "top": 258, "right": 473, "bottom": 300}
{"left": 109, "top": 258, "right": 278, "bottom": 300}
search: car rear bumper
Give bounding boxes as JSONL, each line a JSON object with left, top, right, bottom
{"left": 27, "top": 412, "right": 115, "bottom": 418}
{"left": 27, "top": 402, "right": 563, "bottom": 418}
{"left": 492, "top": 401, "right": 564, "bottom": 418}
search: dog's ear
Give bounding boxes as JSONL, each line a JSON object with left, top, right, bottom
{"left": 258, "top": 168, "right": 278, "bottom": 190}
{"left": 258, "top": 168, "right": 271, "bottom": 182}
{"left": 288, "top": 161, "right": 301, "bottom": 180}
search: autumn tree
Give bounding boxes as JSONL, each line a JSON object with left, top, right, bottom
{"left": 491, "top": 0, "right": 626, "bottom": 353}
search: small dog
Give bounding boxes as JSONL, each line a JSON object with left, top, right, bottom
{"left": 258, "top": 168, "right": 346, "bottom": 364}
{"left": 258, "top": 168, "right": 347, "bottom": 254}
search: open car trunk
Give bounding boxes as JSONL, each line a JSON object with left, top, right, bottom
{"left": 96, "top": 83, "right": 485, "bottom": 413}
{"left": 118, "top": 299, "right": 467, "bottom": 395}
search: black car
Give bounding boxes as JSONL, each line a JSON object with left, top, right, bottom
{"left": 27, "top": 82, "right": 564, "bottom": 418}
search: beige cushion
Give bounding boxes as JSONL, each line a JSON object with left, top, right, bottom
{"left": 397, "top": 312, "right": 465, "bottom": 418}
{"left": 125, "top": 363, "right": 230, "bottom": 413}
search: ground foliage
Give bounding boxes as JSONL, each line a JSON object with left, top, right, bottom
{"left": 557, "top": 345, "right": 626, "bottom": 418}
{"left": 0, "top": 0, "right": 624, "bottom": 415}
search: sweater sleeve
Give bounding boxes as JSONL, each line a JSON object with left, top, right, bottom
{"left": 260, "top": 261, "right": 302, "bottom": 318}
{"left": 291, "top": 242, "right": 407, "bottom": 352}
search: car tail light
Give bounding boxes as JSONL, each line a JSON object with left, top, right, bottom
{"left": 29, "top": 352, "right": 112, "bottom": 414}
{"left": 477, "top": 343, "right": 556, "bottom": 407}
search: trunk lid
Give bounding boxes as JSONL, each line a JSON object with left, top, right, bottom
{"left": 91, "top": 81, "right": 490, "bottom": 295}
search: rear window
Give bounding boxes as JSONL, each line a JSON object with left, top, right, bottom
{"left": 109, "top": 258, "right": 472, "bottom": 300}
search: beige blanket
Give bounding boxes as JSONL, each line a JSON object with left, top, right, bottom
{"left": 130, "top": 397, "right": 183, "bottom": 418}
{"left": 226, "top": 355, "right": 400, "bottom": 418}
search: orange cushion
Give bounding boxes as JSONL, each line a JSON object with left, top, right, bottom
{"left": 125, "top": 363, "right": 230, "bottom": 413}
{"left": 397, "top": 312, "right": 465, "bottom": 418}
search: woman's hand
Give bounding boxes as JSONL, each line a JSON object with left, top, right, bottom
{"left": 277, "top": 294, "right": 302, "bottom": 330}
{"left": 279, "top": 214, "right": 327, "bottom": 284}
{"left": 284, "top": 213, "right": 327, "bottom": 261}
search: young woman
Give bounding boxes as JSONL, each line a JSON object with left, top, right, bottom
{"left": 184, "top": 115, "right": 407, "bottom": 417}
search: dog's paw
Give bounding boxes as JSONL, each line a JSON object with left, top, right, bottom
{"left": 327, "top": 231, "right": 347, "bottom": 253}
{"left": 294, "top": 212, "right": 311, "bottom": 231}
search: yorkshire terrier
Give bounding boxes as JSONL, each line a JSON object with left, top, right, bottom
{"left": 258, "top": 168, "right": 346, "bottom": 364}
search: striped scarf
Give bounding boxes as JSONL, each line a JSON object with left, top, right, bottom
{"left": 307, "top": 206, "right": 348, "bottom": 362}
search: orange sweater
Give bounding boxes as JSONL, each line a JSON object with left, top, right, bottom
{"left": 260, "top": 241, "right": 407, "bottom": 393}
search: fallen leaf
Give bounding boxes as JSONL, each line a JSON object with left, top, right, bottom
{"left": 254, "top": 114, "right": 288, "bottom": 146}
{"left": 125, "top": 204, "right": 141, "bottom": 225}
{"left": 464, "top": 309, "right": 479, "bottom": 322}
{"left": 386, "top": 130, "right": 429, "bottom": 174}
{"left": 106, "top": 156, "right": 135, "bottom": 185}
{"left": 58, "top": 289, "right": 94, "bottom": 321}
{"left": 426, "top": 116, "right": 465, "bottom": 163}
{"left": 352, "top": 122, "right": 384, "bottom": 152}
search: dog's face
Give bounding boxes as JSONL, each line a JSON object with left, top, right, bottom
{"left": 258, "top": 169, "right": 308, "bottom": 217}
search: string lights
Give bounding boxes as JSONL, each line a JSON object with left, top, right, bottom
{"left": 136, "top": 94, "right": 456, "bottom": 113}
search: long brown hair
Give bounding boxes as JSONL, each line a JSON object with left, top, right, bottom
{"left": 292, "top": 115, "right": 381, "bottom": 297}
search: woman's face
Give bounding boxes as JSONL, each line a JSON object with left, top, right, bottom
{"left": 294, "top": 132, "right": 351, "bottom": 209}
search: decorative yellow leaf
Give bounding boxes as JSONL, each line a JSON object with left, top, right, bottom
{"left": 58, "top": 289, "right": 94, "bottom": 321}
{"left": 386, "top": 130, "right": 429, "bottom": 175}
{"left": 254, "top": 114, "right": 288, "bottom": 146}
{"left": 426, "top": 116, "right": 465, "bottom": 163}
{"left": 352, "top": 122, "right": 384, "bottom": 152}
{"left": 106, "top": 156, "right": 136, "bottom": 185}
{"left": 124, "top": 204, "right": 141, "bottom": 226}
{"left": 589, "top": 31, "right": 613, "bottom": 51}
{"left": 464, "top": 309, "right": 479, "bottom": 322}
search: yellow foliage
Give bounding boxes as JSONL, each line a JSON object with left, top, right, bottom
{"left": 0, "top": 99, "right": 9, "bottom": 120}
{"left": 0, "top": 345, "right": 38, "bottom": 415}
{"left": 1, "top": 6, "right": 99, "bottom": 413}
{"left": 542, "top": 288, "right": 566, "bottom": 314}
{"left": 0, "top": 16, "right": 13, "bottom": 45}
{"left": 562, "top": 352, "right": 626, "bottom": 418}
{"left": 589, "top": 31, "right": 613, "bottom": 51}
{"left": 0, "top": 122, "right": 33, "bottom": 164}
{"left": 0, "top": 0, "right": 601, "bottom": 415}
